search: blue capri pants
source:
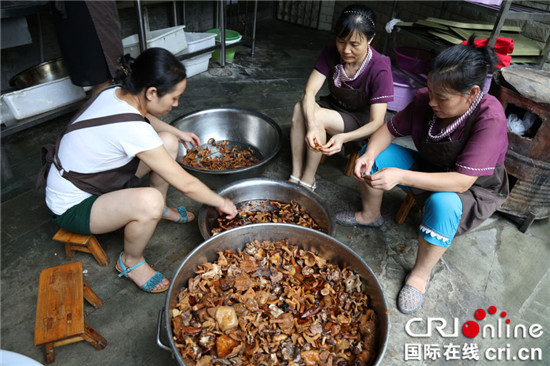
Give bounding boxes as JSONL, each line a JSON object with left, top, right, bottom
{"left": 361, "top": 143, "right": 463, "bottom": 247}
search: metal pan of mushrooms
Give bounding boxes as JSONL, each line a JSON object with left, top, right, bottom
{"left": 170, "top": 238, "right": 380, "bottom": 365}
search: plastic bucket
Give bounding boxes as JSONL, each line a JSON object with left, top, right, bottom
{"left": 387, "top": 71, "right": 417, "bottom": 112}
{"left": 206, "top": 29, "right": 242, "bottom": 62}
{"left": 394, "top": 47, "right": 436, "bottom": 76}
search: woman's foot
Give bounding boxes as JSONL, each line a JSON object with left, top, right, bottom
{"left": 397, "top": 273, "right": 430, "bottom": 314}
{"left": 300, "top": 179, "right": 317, "bottom": 192}
{"left": 162, "top": 206, "right": 195, "bottom": 223}
{"left": 335, "top": 211, "right": 384, "bottom": 227}
{"left": 289, "top": 175, "right": 301, "bottom": 184}
{"left": 116, "top": 253, "right": 170, "bottom": 293}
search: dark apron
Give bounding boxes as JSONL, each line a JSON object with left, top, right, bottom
{"left": 318, "top": 51, "right": 375, "bottom": 155}
{"left": 412, "top": 109, "right": 509, "bottom": 235}
{"left": 37, "top": 88, "right": 147, "bottom": 196}
{"left": 53, "top": 1, "right": 122, "bottom": 84}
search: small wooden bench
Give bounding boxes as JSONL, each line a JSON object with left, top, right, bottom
{"left": 53, "top": 228, "right": 109, "bottom": 266}
{"left": 34, "top": 261, "right": 107, "bottom": 363}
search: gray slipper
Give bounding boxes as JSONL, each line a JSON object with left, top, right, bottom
{"left": 397, "top": 274, "right": 431, "bottom": 314}
{"left": 335, "top": 211, "right": 384, "bottom": 227}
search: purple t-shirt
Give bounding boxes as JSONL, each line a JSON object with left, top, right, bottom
{"left": 314, "top": 44, "right": 394, "bottom": 104}
{"left": 387, "top": 88, "right": 508, "bottom": 176}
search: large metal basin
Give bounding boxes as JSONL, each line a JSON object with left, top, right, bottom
{"left": 160, "top": 224, "right": 390, "bottom": 366}
{"left": 9, "top": 58, "right": 68, "bottom": 89}
{"left": 198, "top": 178, "right": 336, "bottom": 239}
{"left": 172, "top": 108, "right": 282, "bottom": 189}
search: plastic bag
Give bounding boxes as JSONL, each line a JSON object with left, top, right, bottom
{"left": 507, "top": 112, "right": 536, "bottom": 136}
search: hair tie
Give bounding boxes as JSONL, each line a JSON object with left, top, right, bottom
{"left": 344, "top": 10, "right": 375, "bottom": 27}
{"left": 117, "top": 57, "right": 130, "bottom": 76}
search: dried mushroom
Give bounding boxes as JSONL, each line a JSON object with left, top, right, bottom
{"left": 182, "top": 139, "right": 260, "bottom": 171}
{"left": 211, "top": 200, "right": 326, "bottom": 236}
{"left": 171, "top": 240, "right": 378, "bottom": 365}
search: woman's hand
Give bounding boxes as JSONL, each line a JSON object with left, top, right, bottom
{"left": 366, "top": 167, "right": 403, "bottom": 191}
{"left": 321, "top": 134, "right": 346, "bottom": 156}
{"left": 177, "top": 131, "right": 201, "bottom": 150}
{"left": 305, "top": 125, "right": 324, "bottom": 151}
{"left": 217, "top": 198, "right": 238, "bottom": 219}
{"left": 353, "top": 154, "right": 375, "bottom": 181}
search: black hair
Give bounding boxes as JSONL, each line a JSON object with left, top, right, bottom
{"left": 115, "top": 47, "right": 187, "bottom": 97}
{"left": 429, "top": 35, "right": 498, "bottom": 94}
{"left": 334, "top": 4, "right": 376, "bottom": 42}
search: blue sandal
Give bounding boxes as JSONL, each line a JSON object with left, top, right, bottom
{"left": 116, "top": 252, "right": 169, "bottom": 293}
{"left": 162, "top": 206, "right": 194, "bottom": 224}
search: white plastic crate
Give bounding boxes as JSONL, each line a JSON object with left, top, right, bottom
{"left": 181, "top": 53, "right": 212, "bottom": 78}
{"left": 2, "top": 77, "right": 86, "bottom": 121}
{"left": 123, "top": 25, "right": 187, "bottom": 58}
{"left": 183, "top": 32, "right": 216, "bottom": 53}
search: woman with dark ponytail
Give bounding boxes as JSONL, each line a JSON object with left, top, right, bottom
{"left": 42, "top": 48, "right": 237, "bottom": 293}
{"left": 289, "top": 4, "right": 394, "bottom": 191}
{"left": 337, "top": 36, "right": 509, "bottom": 314}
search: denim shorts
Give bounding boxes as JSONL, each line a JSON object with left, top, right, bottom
{"left": 361, "top": 143, "right": 463, "bottom": 247}
{"left": 52, "top": 195, "right": 99, "bottom": 235}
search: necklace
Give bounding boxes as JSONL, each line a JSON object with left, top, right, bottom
{"left": 427, "top": 91, "right": 484, "bottom": 142}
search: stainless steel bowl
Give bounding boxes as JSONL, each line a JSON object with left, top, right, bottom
{"left": 198, "top": 178, "right": 336, "bottom": 239}
{"left": 161, "top": 224, "right": 389, "bottom": 366}
{"left": 172, "top": 108, "right": 282, "bottom": 189}
{"left": 9, "top": 58, "right": 68, "bottom": 89}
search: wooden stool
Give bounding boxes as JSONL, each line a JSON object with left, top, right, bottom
{"left": 53, "top": 228, "right": 109, "bottom": 266}
{"left": 320, "top": 151, "right": 359, "bottom": 177}
{"left": 395, "top": 191, "right": 417, "bottom": 224}
{"left": 35, "top": 261, "right": 106, "bottom": 363}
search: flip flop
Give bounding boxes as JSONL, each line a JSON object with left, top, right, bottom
{"left": 116, "top": 252, "right": 169, "bottom": 294}
{"left": 162, "top": 206, "right": 195, "bottom": 224}
{"left": 335, "top": 211, "right": 384, "bottom": 227}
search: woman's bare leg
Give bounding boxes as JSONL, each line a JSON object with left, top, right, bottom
{"left": 90, "top": 187, "right": 169, "bottom": 291}
{"left": 300, "top": 107, "right": 345, "bottom": 187}
{"left": 407, "top": 236, "right": 448, "bottom": 292}
{"left": 135, "top": 131, "right": 193, "bottom": 223}
{"left": 290, "top": 102, "right": 306, "bottom": 182}
{"left": 353, "top": 181, "right": 384, "bottom": 224}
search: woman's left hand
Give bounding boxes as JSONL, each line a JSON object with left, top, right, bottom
{"left": 367, "top": 167, "right": 403, "bottom": 191}
{"left": 320, "top": 134, "right": 345, "bottom": 156}
{"left": 177, "top": 131, "right": 201, "bottom": 150}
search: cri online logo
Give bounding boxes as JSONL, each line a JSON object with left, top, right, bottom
{"left": 405, "top": 305, "right": 544, "bottom": 339}
{"left": 462, "top": 305, "right": 543, "bottom": 339}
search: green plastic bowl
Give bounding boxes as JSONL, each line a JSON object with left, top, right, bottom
{"left": 206, "top": 28, "right": 242, "bottom": 61}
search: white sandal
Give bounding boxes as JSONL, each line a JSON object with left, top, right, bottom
{"left": 300, "top": 179, "right": 317, "bottom": 192}
{"left": 289, "top": 175, "right": 301, "bottom": 184}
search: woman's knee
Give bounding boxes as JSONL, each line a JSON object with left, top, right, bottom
{"left": 291, "top": 102, "right": 304, "bottom": 127}
{"left": 425, "top": 192, "right": 462, "bottom": 220}
{"left": 135, "top": 188, "right": 165, "bottom": 219}
{"left": 158, "top": 131, "right": 179, "bottom": 158}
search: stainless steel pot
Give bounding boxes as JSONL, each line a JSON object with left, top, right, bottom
{"left": 157, "top": 223, "right": 390, "bottom": 365}
{"left": 172, "top": 108, "right": 282, "bottom": 189}
{"left": 198, "top": 178, "right": 336, "bottom": 239}
{"left": 9, "top": 58, "right": 68, "bottom": 89}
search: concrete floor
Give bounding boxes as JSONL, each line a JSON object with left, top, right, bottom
{"left": 1, "top": 19, "right": 549, "bottom": 366}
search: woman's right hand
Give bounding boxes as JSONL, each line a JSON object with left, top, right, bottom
{"left": 217, "top": 197, "right": 238, "bottom": 219}
{"left": 305, "top": 125, "right": 324, "bottom": 151}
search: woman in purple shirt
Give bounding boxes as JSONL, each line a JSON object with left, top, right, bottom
{"left": 289, "top": 4, "right": 394, "bottom": 191}
{"left": 337, "top": 37, "right": 509, "bottom": 314}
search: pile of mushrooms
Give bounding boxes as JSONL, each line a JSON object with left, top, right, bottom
{"left": 211, "top": 200, "right": 325, "bottom": 236}
{"left": 182, "top": 139, "right": 260, "bottom": 170}
{"left": 171, "top": 239, "right": 378, "bottom": 366}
